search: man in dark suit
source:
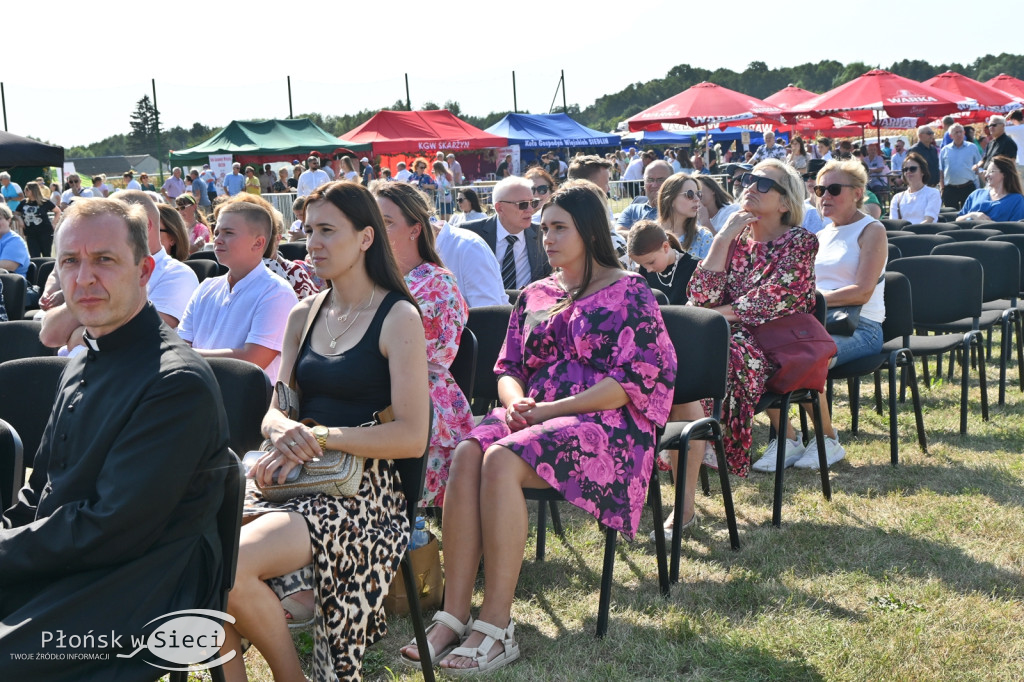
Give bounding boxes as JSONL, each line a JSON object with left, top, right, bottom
{"left": 461, "top": 177, "right": 551, "bottom": 288}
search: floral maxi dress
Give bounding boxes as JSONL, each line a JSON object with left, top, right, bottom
{"left": 468, "top": 274, "right": 676, "bottom": 538}
{"left": 687, "top": 225, "right": 818, "bottom": 476}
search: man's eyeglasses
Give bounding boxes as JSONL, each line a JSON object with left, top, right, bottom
{"left": 532, "top": 184, "right": 550, "bottom": 196}
{"left": 741, "top": 172, "right": 785, "bottom": 194}
{"left": 679, "top": 189, "right": 703, "bottom": 200}
{"left": 497, "top": 198, "right": 541, "bottom": 211}
{"left": 902, "top": 165, "right": 920, "bottom": 174}
{"left": 812, "top": 183, "right": 856, "bottom": 197}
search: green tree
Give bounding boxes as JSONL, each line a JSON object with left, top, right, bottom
{"left": 128, "top": 95, "right": 161, "bottom": 155}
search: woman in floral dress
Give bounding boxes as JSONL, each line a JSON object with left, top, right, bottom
{"left": 400, "top": 180, "right": 676, "bottom": 674}
{"left": 686, "top": 159, "right": 818, "bottom": 478}
{"left": 374, "top": 182, "right": 474, "bottom": 508}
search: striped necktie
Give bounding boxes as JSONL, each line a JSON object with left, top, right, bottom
{"left": 501, "top": 234, "right": 518, "bottom": 289}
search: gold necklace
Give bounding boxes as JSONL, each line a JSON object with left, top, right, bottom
{"left": 324, "top": 286, "right": 376, "bottom": 349}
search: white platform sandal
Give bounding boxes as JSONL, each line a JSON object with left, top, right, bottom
{"left": 400, "top": 610, "right": 474, "bottom": 667}
{"left": 443, "top": 619, "right": 520, "bottom": 675}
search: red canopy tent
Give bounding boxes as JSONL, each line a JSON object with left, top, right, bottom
{"left": 985, "top": 74, "right": 1024, "bottom": 100}
{"left": 765, "top": 85, "right": 864, "bottom": 138}
{"left": 789, "top": 69, "right": 961, "bottom": 125}
{"left": 922, "top": 71, "right": 1021, "bottom": 123}
{"left": 626, "top": 82, "right": 783, "bottom": 131}
{"left": 764, "top": 85, "right": 817, "bottom": 110}
{"left": 340, "top": 110, "right": 507, "bottom": 156}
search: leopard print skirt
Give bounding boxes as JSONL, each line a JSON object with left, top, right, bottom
{"left": 256, "top": 457, "right": 409, "bottom": 681}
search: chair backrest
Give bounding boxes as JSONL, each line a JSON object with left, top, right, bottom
{"left": 187, "top": 250, "right": 220, "bottom": 262}
{"left": 35, "top": 260, "right": 56, "bottom": 290}
{"left": 880, "top": 271, "right": 914, "bottom": 343}
{"left": 25, "top": 262, "right": 37, "bottom": 288}
{"left": 0, "top": 274, "right": 27, "bottom": 320}
{"left": 937, "top": 229, "right": 1003, "bottom": 241}
{"left": 206, "top": 358, "right": 273, "bottom": 456}
{"left": 393, "top": 403, "right": 434, "bottom": 518}
{"left": 901, "top": 223, "right": 946, "bottom": 235}
{"left": 813, "top": 290, "right": 827, "bottom": 325}
{"left": 879, "top": 218, "right": 911, "bottom": 231}
{"left": 887, "top": 255, "right": 983, "bottom": 325}
{"left": 505, "top": 289, "right": 521, "bottom": 305}
{"left": 183, "top": 258, "right": 220, "bottom": 283}
{"left": 936, "top": 212, "right": 958, "bottom": 223}
{"left": 0, "top": 418, "right": 24, "bottom": 512}
{"left": 932, "top": 240, "right": 1021, "bottom": 303}
{"left": 984, "top": 221, "right": 1024, "bottom": 234}
{"left": 465, "top": 305, "right": 513, "bottom": 413}
{"left": 278, "top": 242, "right": 308, "bottom": 262}
{"left": 887, "top": 234, "right": 955, "bottom": 258}
{"left": 651, "top": 288, "right": 670, "bottom": 305}
{"left": 449, "top": 327, "right": 478, "bottom": 403}
{"left": 216, "top": 451, "right": 246, "bottom": 606}
{"left": 0, "top": 356, "right": 69, "bottom": 469}
{"left": 987, "top": 234, "right": 1024, "bottom": 292}
{"left": 659, "top": 306, "right": 729, "bottom": 406}
{"left": 0, "top": 320, "right": 56, "bottom": 364}
{"left": 950, "top": 219, "right": 981, "bottom": 230}
{"left": 886, "top": 230, "right": 908, "bottom": 240}
{"left": 887, "top": 243, "right": 902, "bottom": 263}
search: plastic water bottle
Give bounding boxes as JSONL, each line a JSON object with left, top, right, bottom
{"left": 410, "top": 516, "right": 430, "bottom": 549}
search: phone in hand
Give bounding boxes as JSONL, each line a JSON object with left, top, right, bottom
{"left": 242, "top": 450, "right": 301, "bottom": 483}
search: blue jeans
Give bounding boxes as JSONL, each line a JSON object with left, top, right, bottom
{"left": 832, "top": 317, "right": 883, "bottom": 365}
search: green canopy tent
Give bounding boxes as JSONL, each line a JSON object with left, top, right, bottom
{"left": 168, "top": 118, "right": 368, "bottom": 165}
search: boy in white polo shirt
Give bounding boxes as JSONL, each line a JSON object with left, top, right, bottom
{"left": 178, "top": 200, "right": 297, "bottom": 379}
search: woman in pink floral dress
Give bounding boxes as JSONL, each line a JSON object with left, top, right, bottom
{"left": 400, "top": 181, "right": 676, "bottom": 674}
{"left": 374, "top": 182, "right": 474, "bottom": 508}
{"left": 687, "top": 159, "right": 818, "bottom": 478}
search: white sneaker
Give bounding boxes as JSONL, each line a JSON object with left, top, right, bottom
{"left": 751, "top": 437, "right": 806, "bottom": 473}
{"left": 792, "top": 436, "right": 846, "bottom": 470}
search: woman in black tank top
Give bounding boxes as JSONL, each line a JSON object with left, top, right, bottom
{"left": 222, "top": 182, "right": 431, "bottom": 681}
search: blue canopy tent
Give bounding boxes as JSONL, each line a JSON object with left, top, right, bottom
{"left": 621, "top": 127, "right": 787, "bottom": 147}
{"left": 485, "top": 113, "right": 620, "bottom": 149}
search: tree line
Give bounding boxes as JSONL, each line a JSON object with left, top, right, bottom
{"left": 65, "top": 53, "right": 1024, "bottom": 160}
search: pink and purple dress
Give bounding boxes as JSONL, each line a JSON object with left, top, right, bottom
{"left": 467, "top": 273, "right": 676, "bottom": 539}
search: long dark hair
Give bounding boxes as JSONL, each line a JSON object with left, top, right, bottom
{"left": 372, "top": 182, "right": 443, "bottom": 267}
{"left": 542, "top": 180, "right": 622, "bottom": 312}
{"left": 990, "top": 155, "right": 1023, "bottom": 196}
{"left": 657, "top": 173, "right": 700, "bottom": 251}
{"left": 305, "top": 181, "right": 416, "bottom": 308}
{"left": 696, "top": 175, "right": 734, "bottom": 211}
{"left": 460, "top": 188, "right": 483, "bottom": 213}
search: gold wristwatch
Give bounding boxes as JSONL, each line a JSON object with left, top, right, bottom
{"left": 311, "top": 425, "right": 330, "bottom": 451}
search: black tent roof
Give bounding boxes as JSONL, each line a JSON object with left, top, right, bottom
{"left": 0, "top": 131, "right": 64, "bottom": 168}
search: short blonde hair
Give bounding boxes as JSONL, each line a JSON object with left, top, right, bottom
{"left": 817, "top": 159, "right": 868, "bottom": 208}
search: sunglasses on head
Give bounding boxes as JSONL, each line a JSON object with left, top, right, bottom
{"left": 498, "top": 198, "right": 542, "bottom": 211}
{"left": 741, "top": 172, "right": 785, "bottom": 194}
{"left": 532, "top": 184, "right": 550, "bottom": 196}
{"left": 679, "top": 189, "right": 703, "bottom": 200}
{"left": 812, "top": 183, "right": 856, "bottom": 197}
{"left": 902, "top": 165, "right": 920, "bottom": 174}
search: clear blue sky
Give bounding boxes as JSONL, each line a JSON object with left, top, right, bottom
{"left": 5, "top": 1, "right": 1022, "bottom": 147}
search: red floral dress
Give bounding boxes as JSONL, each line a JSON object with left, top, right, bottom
{"left": 405, "top": 262, "right": 475, "bottom": 508}
{"left": 687, "top": 226, "right": 818, "bottom": 476}
{"left": 468, "top": 274, "right": 676, "bottom": 538}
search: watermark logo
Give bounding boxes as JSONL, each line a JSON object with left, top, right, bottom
{"left": 117, "top": 609, "right": 236, "bottom": 672}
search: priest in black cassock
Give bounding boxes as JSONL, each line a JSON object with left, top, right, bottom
{"left": 0, "top": 198, "right": 231, "bottom": 681}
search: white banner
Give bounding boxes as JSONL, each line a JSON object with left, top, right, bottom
{"left": 208, "top": 154, "right": 233, "bottom": 196}
{"left": 496, "top": 145, "right": 521, "bottom": 176}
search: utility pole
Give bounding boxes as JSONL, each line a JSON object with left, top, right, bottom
{"left": 152, "top": 79, "right": 164, "bottom": 184}
{"left": 405, "top": 74, "right": 411, "bottom": 110}
{"left": 561, "top": 70, "right": 567, "bottom": 113}
{"left": 513, "top": 71, "right": 518, "bottom": 113}
{"left": 287, "top": 76, "right": 294, "bottom": 118}
{"left": 1, "top": 83, "right": 7, "bottom": 131}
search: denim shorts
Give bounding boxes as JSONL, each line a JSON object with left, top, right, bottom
{"left": 832, "top": 317, "right": 884, "bottom": 365}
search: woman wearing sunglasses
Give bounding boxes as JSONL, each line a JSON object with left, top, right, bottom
{"left": 753, "top": 159, "right": 887, "bottom": 472}
{"left": 957, "top": 155, "right": 1024, "bottom": 223}
{"left": 687, "top": 159, "right": 817, "bottom": 477}
{"left": 657, "top": 174, "right": 714, "bottom": 259}
{"left": 525, "top": 167, "right": 558, "bottom": 223}
{"left": 888, "top": 152, "right": 941, "bottom": 224}
{"left": 449, "top": 188, "right": 487, "bottom": 227}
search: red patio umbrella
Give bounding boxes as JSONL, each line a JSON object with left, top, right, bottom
{"left": 922, "top": 71, "right": 1020, "bottom": 123}
{"left": 764, "top": 85, "right": 817, "bottom": 110}
{"left": 789, "top": 69, "right": 961, "bottom": 124}
{"left": 626, "top": 82, "right": 783, "bottom": 131}
{"left": 984, "top": 74, "right": 1024, "bottom": 101}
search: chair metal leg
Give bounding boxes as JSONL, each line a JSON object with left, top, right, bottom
{"left": 402, "top": 552, "right": 436, "bottom": 682}
{"left": 711, "top": 424, "right": 740, "bottom": 551}
{"left": 808, "top": 392, "right": 833, "bottom": 502}
{"left": 999, "top": 315, "right": 1010, "bottom": 405}
{"left": 977, "top": 334, "right": 989, "bottom": 422}
{"left": 549, "top": 500, "right": 564, "bottom": 537}
{"left": 595, "top": 527, "right": 617, "bottom": 638}
{"left": 1016, "top": 313, "right": 1024, "bottom": 391}
{"left": 535, "top": 500, "right": 548, "bottom": 562}
{"left": 670, "top": 434, "right": 689, "bottom": 583}
{"left": 887, "top": 352, "right": 900, "bottom": 466}
{"left": 903, "top": 352, "right": 928, "bottom": 454}
{"left": 772, "top": 393, "right": 793, "bottom": 528}
{"left": 646, "top": 466, "right": 670, "bottom": 597}
{"left": 848, "top": 376, "right": 861, "bottom": 436}
{"left": 698, "top": 463, "right": 711, "bottom": 496}
{"left": 959, "top": 338, "right": 971, "bottom": 435}
{"left": 874, "top": 369, "right": 884, "bottom": 414}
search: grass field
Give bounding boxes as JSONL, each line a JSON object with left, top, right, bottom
{"left": 226, "top": 349, "right": 1024, "bottom": 682}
